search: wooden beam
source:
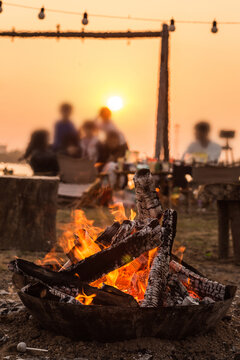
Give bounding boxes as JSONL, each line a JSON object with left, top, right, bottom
{"left": 0, "top": 30, "right": 162, "bottom": 39}
{"left": 217, "top": 200, "right": 229, "bottom": 259}
{"left": 155, "top": 24, "right": 169, "bottom": 160}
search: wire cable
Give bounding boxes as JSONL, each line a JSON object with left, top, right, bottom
{"left": 3, "top": 2, "right": 240, "bottom": 25}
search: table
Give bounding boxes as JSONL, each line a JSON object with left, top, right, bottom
{"left": 203, "top": 183, "right": 240, "bottom": 263}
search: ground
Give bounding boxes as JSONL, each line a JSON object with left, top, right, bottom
{"left": 0, "top": 208, "right": 240, "bottom": 360}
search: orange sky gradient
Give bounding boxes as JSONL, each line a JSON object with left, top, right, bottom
{"left": 1, "top": 0, "right": 240, "bottom": 159}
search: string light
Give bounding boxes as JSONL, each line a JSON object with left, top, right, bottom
{"left": 82, "top": 12, "right": 88, "bottom": 25}
{"left": 169, "top": 18, "right": 175, "bottom": 31}
{"left": 38, "top": 7, "right": 45, "bottom": 20}
{"left": 211, "top": 20, "right": 218, "bottom": 33}
{"left": 2, "top": 2, "right": 240, "bottom": 29}
{"left": 0, "top": 1, "right": 3, "bottom": 13}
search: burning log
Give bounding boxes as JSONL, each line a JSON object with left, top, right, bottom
{"left": 133, "top": 169, "right": 163, "bottom": 221}
{"left": 169, "top": 260, "right": 226, "bottom": 301}
{"left": 141, "top": 209, "right": 177, "bottom": 307}
{"left": 93, "top": 284, "right": 138, "bottom": 307}
{"left": 9, "top": 218, "right": 163, "bottom": 288}
{"left": 16, "top": 272, "right": 138, "bottom": 307}
{"left": 111, "top": 219, "right": 136, "bottom": 246}
{"left": 67, "top": 218, "right": 162, "bottom": 283}
{"left": 96, "top": 221, "right": 121, "bottom": 248}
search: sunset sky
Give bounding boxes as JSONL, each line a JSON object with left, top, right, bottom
{"left": 1, "top": 0, "right": 240, "bottom": 159}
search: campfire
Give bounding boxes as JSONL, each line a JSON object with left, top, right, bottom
{"left": 8, "top": 169, "right": 236, "bottom": 341}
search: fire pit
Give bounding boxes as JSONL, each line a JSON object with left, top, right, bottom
{"left": 9, "top": 169, "right": 237, "bottom": 342}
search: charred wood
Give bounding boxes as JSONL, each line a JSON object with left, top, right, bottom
{"left": 95, "top": 222, "right": 121, "bottom": 248}
{"left": 141, "top": 209, "right": 177, "bottom": 307}
{"left": 9, "top": 219, "right": 162, "bottom": 288}
{"left": 19, "top": 273, "right": 138, "bottom": 307}
{"left": 133, "top": 169, "right": 163, "bottom": 221}
{"left": 111, "top": 220, "right": 136, "bottom": 246}
{"left": 169, "top": 260, "right": 226, "bottom": 301}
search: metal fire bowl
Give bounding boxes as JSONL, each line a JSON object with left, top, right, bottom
{"left": 18, "top": 284, "right": 236, "bottom": 342}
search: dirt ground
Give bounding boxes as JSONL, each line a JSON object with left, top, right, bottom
{"left": 0, "top": 208, "right": 240, "bottom": 360}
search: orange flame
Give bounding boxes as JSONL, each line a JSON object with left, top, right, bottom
{"left": 174, "top": 246, "right": 186, "bottom": 263}
{"left": 75, "top": 291, "right": 96, "bottom": 305}
{"left": 182, "top": 277, "right": 201, "bottom": 300}
{"left": 39, "top": 205, "right": 197, "bottom": 305}
{"left": 36, "top": 248, "right": 64, "bottom": 270}
{"left": 109, "top": 202, "right": 128, "bottom": 222}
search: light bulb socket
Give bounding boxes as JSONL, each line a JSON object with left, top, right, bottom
{"left": 211, "top": 20, "right": 218, "bottom": 33}
{"left": 38, "top": 7, "right": 45, "bottom": 19}
{"left": 169, "top": 18, "right": 176, "bottom": 31}
{"left": 82, "top": 12, "right": 89, "bottom": 25}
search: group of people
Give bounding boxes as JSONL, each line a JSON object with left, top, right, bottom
{"left": 21, "top": 103, "right": 128, "bottom": 176}
{"left": 22, "top": 105, "right": 222, "bottom": 182}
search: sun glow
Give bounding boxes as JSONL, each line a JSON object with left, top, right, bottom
{"left": 107, "top": 96, "right": 123, "bottom": 111}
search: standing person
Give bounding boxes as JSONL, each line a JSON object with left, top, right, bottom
{"left": 53, "top": 103, "right": 78, "bottom": 152}
{"left": 20, "top": 130, "right": 59, "bottom": 175}
{"left": 182, "top": 121, "right": 221, "bottom": 163}
{"left": 97, "top": 107, "right": 126, "bottom": 145}
{"left": 80, "top": 120, "right": 102, "bottom": 162}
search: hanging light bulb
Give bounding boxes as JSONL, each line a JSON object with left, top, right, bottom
{"left": 169, "top": 18, "right": 175, "bottom": 32}
{"left": 82, "top": 12, "right": 88, "bottom": 25}
{"left": 211, "top": 20, "right": 218, "bottom": 33}
{"left": 0, "top": 1, "right": 3, "bottom": 14}
{"left": 38, "top": 7, "right": 45, "bottom": 20}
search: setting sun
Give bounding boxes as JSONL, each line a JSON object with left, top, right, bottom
{"left": 107, "top": 96, "right": 123, "bottom": 112}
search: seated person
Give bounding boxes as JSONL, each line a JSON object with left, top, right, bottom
{"left": 99, "top": 131, "right": 128, "bottom": 188}
{"left": 53, "top": 103, "right": 78, "bottom": 151}
{"left": 81, "top": 120, "right": 102, "bottom": 162}
{"left": 21, "top": 130, "right": 59, "bottom": 175}
{"left": 97, "top": 107, "right": 126, "bottom": 145}
{"left": 99, "top": 131, "right": 128, "bottom": 164}
{"left": 60, "top": 132, "right": 82, "bottom": 158}
{"left": 182, "top": 121, "right": 221, "bottom": 163}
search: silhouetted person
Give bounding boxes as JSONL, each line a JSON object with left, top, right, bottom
{"left": 182, "top": 121, "right": 221, "bottom": 163}
{"left": 60, "top": 132, "right": 82, "bottom": 158}
{"left": 53, "top": 103, "right": 78, "bottom": 151}
{"left": 81, "top": 121, "right": 102, "bottom": 162}
{"left": 97, "top": 107, "right": 126, "bottom": 145}
{"left": 21, "top": 130, "right": 59, "bottom": 175}
{"left": 100, "top": 131, "right": 128, "bottom": 163}
{"left": 99, "top": 131, "right": 128, "bottom": 188}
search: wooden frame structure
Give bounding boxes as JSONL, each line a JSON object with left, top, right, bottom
{"left": 0, "top": 25, "right": 170, "bottom": 160}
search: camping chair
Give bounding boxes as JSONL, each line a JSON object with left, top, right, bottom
{"left": 57, "top": 154, "right": 97, "bottom": 184}
{"left": 57, "top": 155, "right": 98, "bottom": 202}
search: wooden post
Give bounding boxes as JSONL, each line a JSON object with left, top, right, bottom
{"left": 217, "top": 200, "right": 229, "bottom": 259}
{"left": 228, "top": 201, "right": 240, "bottom": 264}
{"left": 0, "top": 176, "right": 59, "bottom": 251}
{"left": 155, "top": 23, "right": 169, "bottom": 160}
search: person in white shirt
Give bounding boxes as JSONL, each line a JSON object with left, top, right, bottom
{"left": 80, "top": 121, "right": 102, "bottom": 163}
{"left": 182, "top": 121, "right": 221, "bottom": 163}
